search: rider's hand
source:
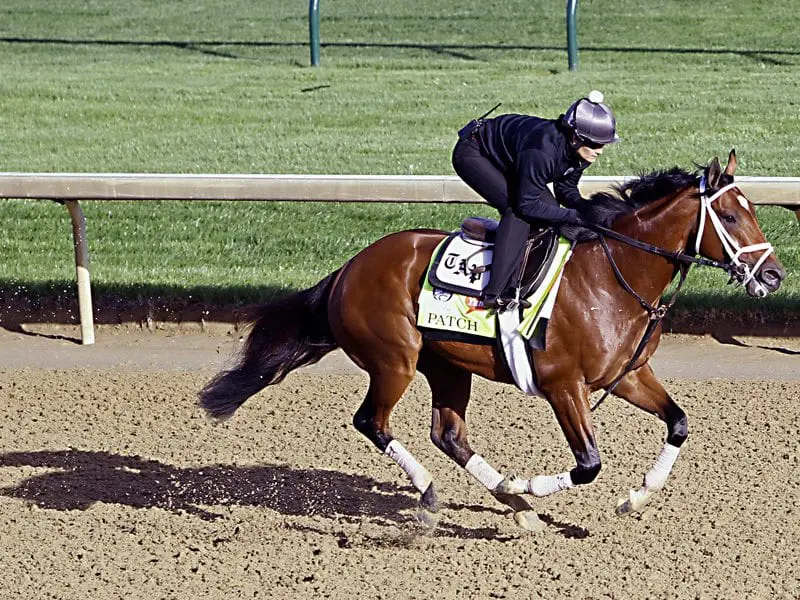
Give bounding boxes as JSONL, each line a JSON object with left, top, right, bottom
{"left": 564, "top": 209, "right": 587, "bottom": 226}
{"left": 560, "top": 209, "right": 598, "bottom": 242}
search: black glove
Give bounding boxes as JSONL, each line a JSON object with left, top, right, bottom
{"left": 559, "top": 209, "right": 598, "bottom": 242}
{"left": 563, "top": 209, "right": 585, "bottom": 226}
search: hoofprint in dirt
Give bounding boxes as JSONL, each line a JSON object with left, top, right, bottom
{"left": 0, "top": 369, "right": 798, "bottom": 599}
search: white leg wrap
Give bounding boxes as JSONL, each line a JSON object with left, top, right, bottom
{"left": 384, "top": 440, "right": 433, "bottom": 493}
{"left": 527, "top": 472, "right": 575, "bottom": 497}
{"left": 465, "top": 454, "right": 504, "bottom": 491}
{"left": 643, "top": 443, "right": 681, "bottom": 491}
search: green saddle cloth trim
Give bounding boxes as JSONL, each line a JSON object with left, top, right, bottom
{"left": 518, "top": 237, "right": 572, "bottom": 339}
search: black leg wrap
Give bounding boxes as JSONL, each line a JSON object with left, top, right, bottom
{"left": 420, "top": 483, "right": 439, "bottom": 513}
{"left": 666, "top": 405, "right": 688, "bottom": 447}
{"left": 570, "top": 463, "right": 601, "bottom": 485}
{"left": 570, "top": 447, "right": 601, "bottom": 485}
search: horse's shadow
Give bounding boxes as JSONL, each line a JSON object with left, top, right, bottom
{"left": 0, "top": 449, "right": 558, "bottom": 540}
{"left": 0, "top": 449, "right": 415, "bottom": 522}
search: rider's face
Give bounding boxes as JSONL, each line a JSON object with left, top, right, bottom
{"left": 577, "top": 143, "right": 604, "bottom": 163}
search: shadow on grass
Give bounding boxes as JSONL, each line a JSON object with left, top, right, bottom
{"left": 1, "top": 37, "right": 799, "bottom": 65}
{"left": 0, "top": 279, "right": 293, "bottom": 331}
{"left": 662, "top": 294, "right": 800, "bottom": 337}
{"left": 1, "top": 278, "right": 798, "bottom": 337}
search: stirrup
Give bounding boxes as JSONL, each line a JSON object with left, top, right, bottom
{"left": 482, "top": 295, "right": 506, "bottom": 312}
{"left": 483, "top": 295, "right": 531, "bottom": 313}
{"left": 505, "top": 297, "right": 532, "bottom": 310}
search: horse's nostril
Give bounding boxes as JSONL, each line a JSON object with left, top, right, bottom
{"left": 761, "top": 268, "right": 784, "bottom": 287}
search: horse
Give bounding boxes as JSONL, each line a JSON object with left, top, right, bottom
{"left": 199, "top": 150, "right": 785, "bottom": 532}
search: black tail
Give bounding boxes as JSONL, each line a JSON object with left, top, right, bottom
{"left": 198, "top": 269, "right": 340, "bottom": 420}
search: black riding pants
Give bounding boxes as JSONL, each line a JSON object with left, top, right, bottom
{"left": 452, "top": 137, "right": 531, "bottom": 297}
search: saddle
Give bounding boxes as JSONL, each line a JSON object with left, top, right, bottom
{"left": 428, "top": 216, "right": 560, "bottom": 300}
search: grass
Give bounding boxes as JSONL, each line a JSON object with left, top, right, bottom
{"left": 0, "top": 0, "right": 798, "bottom": 327}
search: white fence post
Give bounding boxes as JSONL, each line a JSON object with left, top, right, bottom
{"left": 64, "top": 200, "right": 95, "bottom": 345}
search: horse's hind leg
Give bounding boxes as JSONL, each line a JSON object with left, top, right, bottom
{"left": 352, "top": 367, "right": 440, "bottom": 521}
{"left": 608, "top": 364, "right": 688, "bottom": 515}
{"left": 418, "top": 350, "right": 544, "bottom": 532}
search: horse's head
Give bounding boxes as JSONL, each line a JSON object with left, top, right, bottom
{"left": 695, "top": 150, "right": 786, "bottom": 297}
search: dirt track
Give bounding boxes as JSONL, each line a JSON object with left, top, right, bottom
{"left": 1, "top": 327, "right": 799, "bottom": 599}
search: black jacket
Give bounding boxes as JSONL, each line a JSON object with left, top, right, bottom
{"left": 475, "top": 114, "right": 589, "bottom": 224}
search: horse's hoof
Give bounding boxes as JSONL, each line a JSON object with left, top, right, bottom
{"left": 513, "top": 510, "right": 545, "bottom": 533}
{"left": 415, "top": 507, "right": 441, "bottom": 530}
{"left": 492, "top": 491, "right": 543, "bottom": 532}
{"left": 493, "top": 476, "right": 527, "bottom": 495}
{"left": 615, "top": 497, "right": 634, "bottom": 517}
{"left": 615, "top": 487, "right": 654, "bottom": 517}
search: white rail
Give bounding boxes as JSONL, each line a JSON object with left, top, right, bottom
{"left": 1, "top": 173, "right": 798, "bottom": 345}
{"left": 2, "top": 173, "right": 800, "bottom": 204}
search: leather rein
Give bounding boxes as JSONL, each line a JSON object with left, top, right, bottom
{"left": 588, "top": 179, "right": 745, "bottom": 412}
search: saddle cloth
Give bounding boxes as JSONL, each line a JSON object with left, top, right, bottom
{"left": 417, "top": 228, "right": 573, "bottom": 395}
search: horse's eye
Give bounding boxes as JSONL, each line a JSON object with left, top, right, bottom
{"left": 722, "top": 213, "right": 736, "bottom": 224}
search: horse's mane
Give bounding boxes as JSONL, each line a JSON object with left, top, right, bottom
{"left": 582, "top": 166, "right": 700, "bottom": 227}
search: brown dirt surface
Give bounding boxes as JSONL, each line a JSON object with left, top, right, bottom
{"left": 1, "top": 325, "right": 799, "bottom": 599}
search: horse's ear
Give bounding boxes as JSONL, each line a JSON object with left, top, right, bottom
{"left": 707, "top": 157, "right": 722, "bottom": 188}
{"left": 724, "top": 149, "right": 737, "bottom": 177}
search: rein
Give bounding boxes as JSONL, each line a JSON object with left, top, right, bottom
{"left": 589, "top": 234, "right": 691, "bottom": 412}
{"left": 589, "top": 224, "right": 734, "bottom": 273}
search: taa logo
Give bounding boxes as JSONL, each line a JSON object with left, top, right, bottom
{"left": 443, "top": 253, "right": 482, "bottom": 283}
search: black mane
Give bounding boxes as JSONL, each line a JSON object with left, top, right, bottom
{"left": 583, "top": 166, "right": 699, "bottom": 227}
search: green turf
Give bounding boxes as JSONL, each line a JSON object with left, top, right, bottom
{"left": 0, "top": 0, "right": 798, "bottom": 322}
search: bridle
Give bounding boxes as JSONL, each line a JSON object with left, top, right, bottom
{"left": 589, "top": 175, "right": 775, "bottom": 411}
{"left": 696, "top": 176, "right": 774, "bottom": 297}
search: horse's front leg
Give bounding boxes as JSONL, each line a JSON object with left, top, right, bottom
{"left": 495, "top": 380, "right": 602, "bottom": 498}
{"left": 607, "top": 364, "right": 688, "bottom": 516}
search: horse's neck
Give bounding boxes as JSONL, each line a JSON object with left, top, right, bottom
{"left": 607, "top": 189, "right": 698, "bottom": 302}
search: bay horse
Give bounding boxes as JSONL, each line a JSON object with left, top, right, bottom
{"left": 199, "top": 150, "right": 785, "bottom": 531}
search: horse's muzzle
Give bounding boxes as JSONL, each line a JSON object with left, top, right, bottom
{"left": 760, "top": 266, "right": 785, "bottom": 291}
{"left": 746, "top": 264, "right": 786, "bottom": 297}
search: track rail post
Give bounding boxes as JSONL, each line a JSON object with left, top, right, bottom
{"left": 567, "top": 0, "right": 579, "bottom": 71}
{"left": 309, "top": 0, "right": 320, "bottom": 66}
{"left": 65, "top": 200, "right": 95, "bottom": 345}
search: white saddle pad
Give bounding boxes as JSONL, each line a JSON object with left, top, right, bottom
{"left": 429, "top": 234, "right": 492, "bottom": 295}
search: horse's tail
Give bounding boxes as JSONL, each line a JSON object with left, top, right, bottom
{"left": 198, "top": 269, "right": 340, "bottom": 420}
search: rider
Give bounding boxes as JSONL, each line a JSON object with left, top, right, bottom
{"left": 451, "top": 90, "right": 619, "bottom": 312}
